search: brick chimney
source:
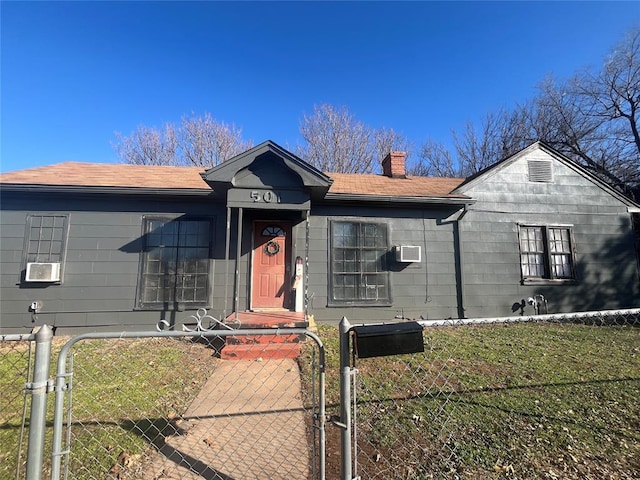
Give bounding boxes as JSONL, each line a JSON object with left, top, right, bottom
{"left": 382, "top": 151, "right": 407, "bottom": 178}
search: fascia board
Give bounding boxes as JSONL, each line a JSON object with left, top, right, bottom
{"left": 0, "top": 184, "right": 215, "bottom": 197}
{"left": 323, "top": 192, "right": 475, "bottom": 206}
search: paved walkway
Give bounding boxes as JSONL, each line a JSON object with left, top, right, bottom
{"left": 139, "top": 358, "right": 310, "bottom": 479}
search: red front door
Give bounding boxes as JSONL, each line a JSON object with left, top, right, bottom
{"left": 251, "top": 221, "right": 290, "bottom": 309}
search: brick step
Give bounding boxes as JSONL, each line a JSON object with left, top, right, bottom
{"left": 226, "top": 333, "right": 305, "bottom": 345}
{"left": 226, "top": 311, "right": 307, "bottom": 330}
{"left": 220, "top": 343, "right": 301, "bottom": 360}
{"left": 232, "top": 320, "right": 308, "bottom": 329}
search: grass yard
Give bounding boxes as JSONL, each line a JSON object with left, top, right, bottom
{"left": 2, "top": 321, "right": 638, "bottom": 479}
{"left": 0, "top": 336, "right": 219, "bottom": 479}
{"left": 303, "top": 321, "right": 640, "bottom": 479}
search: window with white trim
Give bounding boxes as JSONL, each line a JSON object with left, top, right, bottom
{"left": 330, "top": 221, "right": 390, "bottom": 304}
{"left": 138, "top": 217, "right": 212, "bottom": 309}
{"left": 519, "top": 225, "right": 575, "bottom": 282}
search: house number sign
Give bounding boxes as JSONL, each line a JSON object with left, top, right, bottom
{"left": 250, "top": 190, "right": 279, "bottom": 203}
{"left": 227, "top": 188, "right": 309, "bottom": 210}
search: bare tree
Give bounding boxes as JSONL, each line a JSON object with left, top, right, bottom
{"left": 416, "top": 26, "right": 640, "bottom": 198}
{"left": 524, "top": 76, "right": 624, "bottom": 184}
{"left": 374, "top": 126, "right": 412, "bottom": 167}
{"left": 452, "top": 109, "right": 531, "bottom": 176}
{"left": 519, "top": 27, "right": 640, "bottom": 197}
{"left": 413, "top": 107, "right": 532, "bottom": 178}
{"left": 572, "top": 27, "right": 640, "bottom": 192}
{"left": 411, "top": 139, "right": 459, "bottom": 177}
{"left": 113, "top": 124, "right": 178, "bottom": 166}
{"left": 179, "top": 113, "right": 253, "bottom": 167}
{"left": 297, "top": 104, "right": 409, "bottom": 173}
{"left": 113, "top": 113, "right": 253, "bottom": 167}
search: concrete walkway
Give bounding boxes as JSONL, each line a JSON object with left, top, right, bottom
{"left": 138, "top": 358, "right": 310, "bottom": 479}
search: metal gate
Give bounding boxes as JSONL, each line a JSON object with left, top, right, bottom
{"left": 1, "top": 331, "right": 38, "bottom": 480}
{"left": 47, "top": 327, "right": 325, "bottom": 479}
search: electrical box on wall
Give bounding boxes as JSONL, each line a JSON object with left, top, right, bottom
{"left": 394, "top": 245, "right": 421, "bottom": 263}
{"left": 25, "top": 262, "right": 61, "bottom": 282}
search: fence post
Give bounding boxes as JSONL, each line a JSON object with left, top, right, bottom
{"left": 25, "top": 324, "right": 53, "bottom": 480}
{"left": 339, "top": 317, "right": 352, "bottom": 480}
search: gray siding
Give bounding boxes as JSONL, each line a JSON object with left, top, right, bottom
{"left": 458, "top": 149, "right": 639, "bottom": 317}
{"left": 0, "top": 193, "right": 227, "bottom": 333}
{"left": 307, "top": 205, "right": 462, "bottom": 324}
{"left": 0, "top": 191, "right": 465, "bottom": 332}
{"left": 1, "top": 147, "right": 637, "bottom": 334}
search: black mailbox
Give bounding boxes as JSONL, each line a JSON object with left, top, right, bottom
{"left": 352, "top": 321, "right": 424, "bottom": 358}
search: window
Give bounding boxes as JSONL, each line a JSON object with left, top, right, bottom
{"left": 330, "top": 221, "right": 390, "bottom": 304}
{"left": 25, "top": 214, "right": 68, "bottom": 263}
{"left": 138, "top": 217, "right": 212, "bottom": 308}
{"left": 23, "top": 214, "right": 69, "bottom": 282}
{"left": 262, "top": 225, "right": 285, "bottom": 237}
{"left": 519, "top": 225, "right": 575, "bottom": 282}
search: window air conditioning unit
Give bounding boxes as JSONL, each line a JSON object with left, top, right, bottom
{"left": 25, "top": 262, "right": 61, "bottom": 282}
{"left": 395, "top": 245, "right": 421, "bottom": 263}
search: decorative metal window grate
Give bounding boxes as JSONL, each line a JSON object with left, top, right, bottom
{"left": 139, "top": 217, "right": 212, "bottom": 308}
{"left": 330, "top": 221, "right": 390, "bottom": 304}
{"left": 23, "top": 214, "right": 68, "bottom": 283}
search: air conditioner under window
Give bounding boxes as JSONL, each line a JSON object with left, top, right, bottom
{"left": 395, "top": 245, "right": 421, "bottom": 263}
{"left": 25, "top": 262, "right": 61, "bottom": 282}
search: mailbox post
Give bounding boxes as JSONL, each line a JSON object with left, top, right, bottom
{"left": 339, "top": 319, "right": 425, "bottom": 479}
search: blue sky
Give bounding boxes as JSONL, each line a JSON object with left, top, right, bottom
{"left": 1, "top": 1, "right": 639, "bottom": 173}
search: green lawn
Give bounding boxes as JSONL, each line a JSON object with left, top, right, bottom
{"left": 1, "top": 336, "right": 219, "bottom": 479}
{"left": 304, "top": 322, "right": 640, "bottom": 479}
{"left": 2, "top": 322, "right": 638, "bottom": 479}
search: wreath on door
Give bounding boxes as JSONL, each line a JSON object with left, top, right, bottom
{"left": 264, "top": 240, "right": 280, "bottom": 256}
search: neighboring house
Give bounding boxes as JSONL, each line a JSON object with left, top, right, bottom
{"left": 0, "top": 140, "right": 638, "bottom": 334}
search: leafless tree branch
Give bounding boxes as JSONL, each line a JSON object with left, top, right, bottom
{"left": 112, "top": 113, "right": 253, "bottom": 167}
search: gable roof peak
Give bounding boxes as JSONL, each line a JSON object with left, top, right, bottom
{"left": 452, "top": 141, "right": 640, "bottom": 210}
{"left": 201, "top": 139, "right": 333, "bottom": 191}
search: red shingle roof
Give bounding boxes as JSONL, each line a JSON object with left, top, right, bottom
{"left": 0, "top": 162, "right": 466, "bottom": 198}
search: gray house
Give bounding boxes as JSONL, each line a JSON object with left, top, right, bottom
{"left": 0, "top": 141, "right": 638, "bottom": 335}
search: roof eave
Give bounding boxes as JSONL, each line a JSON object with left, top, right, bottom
{"left": 324, "top": 192, "right": 475, "bottom": 205}
{"left": 0, "top": 183, "right": 476, "bottom": 206}
{"left": 0, "top": 184, "right": 215, "bottom": 197}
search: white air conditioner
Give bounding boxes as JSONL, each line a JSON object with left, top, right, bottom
{"left": 395, "top": 245, "right": 421, "bottom": 263}
{"left": 25, "top": 262, "right": 61, "bottom": 282}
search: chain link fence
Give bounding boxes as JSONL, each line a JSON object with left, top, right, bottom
{"left": 3, "top": 309, "right": 639, "bottom": 480}
{"left": 342, "top": 309, "right": 640, "bottom": 480}
{"left": 49, "top": 329, "right": 325, "bottom": 480}
{"left": 0, "top": 332, "right": 36, "bottom": 480}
